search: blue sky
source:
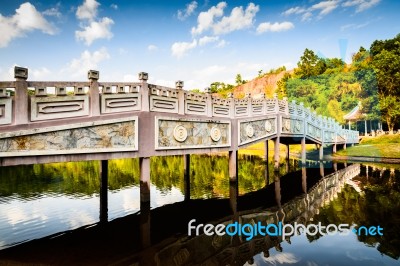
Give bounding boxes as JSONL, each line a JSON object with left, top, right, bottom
{"left": 0, "top": 0, "right": 399, "bottom": 89}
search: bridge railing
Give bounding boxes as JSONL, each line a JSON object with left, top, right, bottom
{"left": 0, "top": 67, "right": 359, "bottom": 143}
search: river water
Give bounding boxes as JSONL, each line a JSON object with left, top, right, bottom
{"left": 0, "top": 155, "right": 399, "bottom": 265}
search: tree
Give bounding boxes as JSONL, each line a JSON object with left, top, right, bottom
{"left": 295, "top": 48, "right": 326, "bottom": 78}
{"left": 235, "top": 73, "right": 247, "bottom": 85}
{"left": 378, "top": 95, "right": 400, "bottom": 134}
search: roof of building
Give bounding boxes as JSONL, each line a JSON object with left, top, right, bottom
{"left": 343, "top": 101, "right": 366, "bottom": 121}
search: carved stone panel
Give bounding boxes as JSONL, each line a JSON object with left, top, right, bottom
{"left": 101, "top": 93, "right": 141, "bottom": 114}
{"left": 281, "top": 117, "right": 303, "bottom": 134}
{"left": 0, "top": 117, "right": 138, "bottom": 156}
{"left": 31, "top": 95, "right": 89, "bottom": 121}
{"left": 239, "top": 117, "right": 276, "bottom": 146}
{"left": 156, "top": 117, "right": 230, "bottom": 150}
{"left": 0, "top": 98, "right": 12, "bottom": 125}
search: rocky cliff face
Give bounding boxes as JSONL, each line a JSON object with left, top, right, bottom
{"left": 233, "top": 70, "right": 292, "bottom": 98}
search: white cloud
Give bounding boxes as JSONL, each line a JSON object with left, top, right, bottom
{"left": 191, "top": 2, "right": 226, "bottom": 35}
{"left": 110, "top": 4, "right": 118, "bottom": 10}
{"left": 340, "top": 22, "right": 370, "bottom": 31}
{"left": 43, "top": 4, "right": 62, "bottom": 18}
{"left": 0, "top": 2, "right": 56, "bottom": 48}
{"left": 302, "top": 12, "right": 313, "bottom": 21}
{"left": 311, "top": 0, "right": 339, "bottom": 16}
{"left": 75, "top": 17, "right": 114, "bottom": 46}
{"left": 212, "top": 3, "right": 259, "bottom": 35}
{"left": 282, "top": 6, "right": 307, "bottom": 16}
{"left": 262, "top": 253, "right": 299, "bottom": 265}
{"left": 76, "top": 0, "right": 99, "bottom": 21}
{"left": 256, "top": 22, "right": 294, "bottom": 34}
{"left": 31, "top": 67, "right": 51, "bottom": 80}
{"left": 284, "top": 0, "right": 341, "bottom": 21}
{"left": 342, "top": 0, "right": 381, "bottom": 12}
{"left": 199, "top": 35, "right": 219, "bottom": 46}
{"left": 216, "top": 39, "right": 227, "bottom": 48}
{"left": 148, "top": 44, "right": 158, "bottom": 51}
{"left": 171, "top": 40, "right": 197, "bottom": 58}
{"left": 177, "top": 1, "right": 198, "bottom": 21}
{"left": 75, "top": 0, "right": 114, "bottom": 46}
{"left": 62, "top": 47, "right": 110, "bottom": 78}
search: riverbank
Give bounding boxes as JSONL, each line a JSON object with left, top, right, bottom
{"left": 333, "top": 135, "right": 400, "bottom": 161}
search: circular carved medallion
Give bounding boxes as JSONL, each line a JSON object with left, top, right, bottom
{"left": 265, "top": 120, "right": 272, "bottom": 132}
{"left": 173, "top": 125, "right": 188, "bottom": 142}
{"left": 246, "top": 124, "right": 254, "bottom": 138}
{"left": 210, "top": 126, "right": 221, "bottom": 142}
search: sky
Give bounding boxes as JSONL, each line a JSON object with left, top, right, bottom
{"left": 0, "top": 0, "right": 399, "bottom": 90}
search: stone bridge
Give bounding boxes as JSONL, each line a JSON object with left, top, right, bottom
{"left": 0, "top": 66, "right": 359, "bottom": 220}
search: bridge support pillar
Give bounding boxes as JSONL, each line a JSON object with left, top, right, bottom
{"left": 99, "top": 160, "right": 108, "bottom": 223}
{"left": 140, "top": 199, "right": 151, "bottom": 249}
{"left": 183, "top": 154, "right": 190, "bottom": 201}
{"left": 302, "top": 166, "right": 307, "bottom": 193}
{"left": 332, "top": 144, "right": 337, "bottom": 154}
{"left": 264, "top": 140, "right": 269, "bottom": 161}
{"left": 319, "top": 144, "right": 324, "bottom": 160}
{"left": 265, "top": 140, "right": 270, "bottom": 185}
{"left": 140, "top": 157, "right": 151, "bottom": 203}
{"left": 301, "top": 137, "right": 306, "bottom": 163}
{"left": 229, "top": 150, "right": 238, "bottom": 182}
{"left": 273, "top": 138, "right": 280, "bottom": 171}
{"left": 343, "top": 143, "right": 347, "bottom": 150}
{"left": 320, "top": 162, "right": 324, "bottom": 177}
{"left": 274, "top": 172, "right": 281, "bottom": 209}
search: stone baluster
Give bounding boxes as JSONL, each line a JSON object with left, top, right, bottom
{"left": 176, "top": 80, "right": 185, "bottom": 115}
{"left": 14, "top": 66, "right": 29, "bottom": 124}
{"left": 283, "top": 97, "right": 289, "bottom": 115}
{"left": 205, "top": 87, "right": 212, "bottom": 117}
{"left": 246, "top": 92, "right": 252, "bottom": 116}
{"left": 88, "top": 70, "right": 100, "bottom": 116}
{"left": 228, "top": 92, "right": 235, "bottom": 118}
{"left": 273, "top": 93, "right": 279, "bottom": 113}
{"left": 139, "top": 72, "right": 149, "bottom": 112}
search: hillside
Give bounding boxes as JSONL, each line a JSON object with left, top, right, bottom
{"left": 233, "top": 70, "right": 292, "bottom": 98}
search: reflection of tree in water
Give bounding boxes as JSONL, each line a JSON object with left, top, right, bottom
{"left": 310, "top": 165, "right": 400, "bottom": 260}
{"left": 0, "top": 154, "right": 298, "bottom": 201}
{"left": 0, "top": 159, "right": 140, "bottom": 198}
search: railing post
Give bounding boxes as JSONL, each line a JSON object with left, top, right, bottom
{"left": 88, "top": 70, "right": 100, "bottom": 116}
{"left": 205, "top": 87, "right": 212, "bottom": 117}
{"left": 246, "top": 92, "right": 252, "bottom": 116}
{"left": 283, "top": 97, "right": 289, "bottom": 115}
{"left": 14, "top": 66, "right": 29, "bottom": 124}
{"left": 139, "top": 72, "right": 149, "bottom": 112}
{"left": 176, "top": 80, "right": 185, "bottom": 115}
{"left": 228, "top": 92, "right": 235, "bottom": 118}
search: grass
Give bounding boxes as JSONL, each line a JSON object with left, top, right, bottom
{"left": 335, "top": 134, "right": 400, "bottom": 158}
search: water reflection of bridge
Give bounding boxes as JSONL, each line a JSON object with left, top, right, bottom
{"left": 0, "top": 163, "right": 360, "bottom": 264}
{"left": 0, "top": 67, "right": 359, "bottom": 221}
